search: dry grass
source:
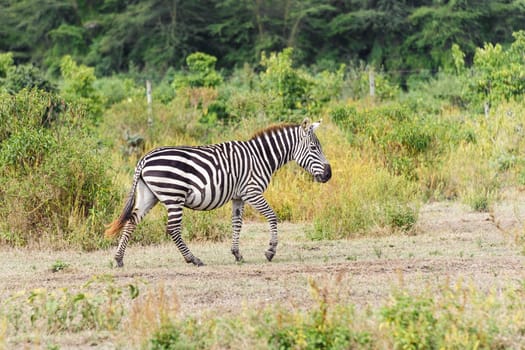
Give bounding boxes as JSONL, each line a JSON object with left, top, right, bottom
{"left": 1, "top": 194, "right": 525, "bottom": 348}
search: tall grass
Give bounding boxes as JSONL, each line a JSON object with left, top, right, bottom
{"left": 100, "top": 97, "right": 525, "bottom": 243}
{"left": 4, "top": 62, "right": 525, "bottom": 248}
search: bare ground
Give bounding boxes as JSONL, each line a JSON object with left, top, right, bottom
{"left": 1, "top": 190, "right": 525, "bottom": 347}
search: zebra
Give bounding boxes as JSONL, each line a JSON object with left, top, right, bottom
{"left": 105, "top": 118, "right": 332, "bottom": 267}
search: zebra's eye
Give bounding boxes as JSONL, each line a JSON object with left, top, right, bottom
{"left": 309, "top": 144, "right": 317, "bottom": 151}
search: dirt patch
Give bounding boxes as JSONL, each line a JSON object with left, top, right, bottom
{"left": 1, "top": 196, "right": 525, "bottom": 322}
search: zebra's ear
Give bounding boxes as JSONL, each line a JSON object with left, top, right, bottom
{"left": 301, "top": 118, "right": 310, "bottom": 131}
{"left": 311, "top": 119, "right": 322, "bottom": 131}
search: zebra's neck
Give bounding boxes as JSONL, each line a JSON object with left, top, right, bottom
{"left": 246, "top": 124, "right": 299, "bottom": 176}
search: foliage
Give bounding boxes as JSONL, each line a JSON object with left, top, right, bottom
{"left": 0, "top": 52, "right": 14, "bottom": 78}
{"left": 0, "top": 89, "right": 116, "bottom": 249}
{"left": 130, "top": 278, "right": 525, "bottom": 349}
{"left": 93, "top": 76, "right": 144, "bottom": 107}
{"left": 466, "top": 30, "right": 525, "bottom": 109}
{"left": 50, "top": 260, "right": 69, "bottom": 273}
{"left": 173, "top": 52, "right": 223, "bottom": 89}
{"left": 1, "top": 276, "right": 141, "bottom": 335}
{"left": 342, "top": 62, "right": 400, "bottom": 101}
{"left": 1, "top": 0, "right": 525, "bottom": 78}
{"left": 259, "top": 48, "right": 312, "bottom": 115}
{"left": 59, "top": 55, "right": 104, "bottom": 120}
{"left": 0, "top": 58, "right": 56, "bottom": 94}
{"left": 183, "top": 209, "right": 230, "bottom": 242}
{"left": 268, "top": 278, "right": 371, "bottom": 349}
{"left": 330, "top": 103, "right": 471, "bottom": 181}
{"left": 380, "top": 281, "right": 518, "bottom": 349}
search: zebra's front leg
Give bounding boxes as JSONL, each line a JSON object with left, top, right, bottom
{"left": 245, "top": 195, "right": 278, "bottom": 262}
{"left": 166, "top": 206, "right": 204, "bottom": 266}
{"left": 231, "top": 199, "right": 245, "bottom": 262}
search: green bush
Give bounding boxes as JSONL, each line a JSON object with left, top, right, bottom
{"left": 260, "top": 48, "right": 312, "bottom": 114}
{"left": 381, "top": 293, "right": 438, "bottom": 349}
{"left": 2, "top": 64, "right": 56, "bottom": 94}
{"left": 93, "top": 76, "right": 144, "bottom": 107}
{"left": 149, "top": 323, "right": 182, "bottom": 350}
{"left": 173, "top": 52, "right": 223, "bottom": 89}
{"left": 60, "top": 55, "right": 105, "bottom": 120}
{"left": 381, "top": 285, "right": 508, "bottom": 350}
{"left": 0, "top": 89, "right": 117, "bottom": 249}
{"left": 342, "top": 62, "right": 400, "bottom": 101}
{"left": 458, "top": 30, "right": 525, "bottom": 110}
{"left": 330, "top": 103, "right": 475, "bottom": 181}
{"left": 267, "top": 280, "right": 371, "bottom": 350}
{"left": 1, "top": 276, "right": 139, "bottom": 334}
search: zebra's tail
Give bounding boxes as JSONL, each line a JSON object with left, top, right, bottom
{"left": 104, "top": 161, "right": 143, "bottom": 238}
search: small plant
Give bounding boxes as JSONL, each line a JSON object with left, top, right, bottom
{"left": 373, "top": 246, "right": 383, "bottom": 259}
{"left": 149, "top": 322, "right": 181, "bottom": 350}
{"left": 381, "top": 293, "right": 438, "bottom": 349}
{"left": 50, "top": 260, "right": 69, "bottom": 273}
{"left": 267, "top": 278, "right": 371, "bottom": 350}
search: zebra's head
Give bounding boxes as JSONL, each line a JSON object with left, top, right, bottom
{"left": 294, "top": 118, "right": 332, "bottom": 183}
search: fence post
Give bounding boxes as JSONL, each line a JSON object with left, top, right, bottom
{"left": 369, "top": 69, "right": 375, "bottom": 98}
{"left": 146, "top": 80, "right": 153, "bottom": 127}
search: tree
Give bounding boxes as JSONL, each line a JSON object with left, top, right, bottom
{"left": 0, "top": 0, "right": 80, "bottom": 63}
{"left": 86, "top": 0, "right": 216, "bottom": 75}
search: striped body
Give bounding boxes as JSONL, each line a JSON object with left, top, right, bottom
{"left": 105, "top": 119, "right": 331, "bottom": 267}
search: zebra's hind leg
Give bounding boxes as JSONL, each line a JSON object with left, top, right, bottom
{"left": 115, "top": 221, "right": 135, "bottom": 267}
{"left": 231, "top": 199, "right": 245, "bottom": 262}
{"left": 114, "top": 179, "right": 158, "bottom": 267}
{"left": 165, "top": 206, "right": 204, "bottom": 266}
{"left": 245, "top": 195, "right": 278, "bottom": 262}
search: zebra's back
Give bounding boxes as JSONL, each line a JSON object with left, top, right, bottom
{"left": 140, "top": 142, "right": 249, "bottom": 210}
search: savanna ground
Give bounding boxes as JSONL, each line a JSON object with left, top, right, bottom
{"left": 1, "top": 188, "right": 525, "bottom": 349}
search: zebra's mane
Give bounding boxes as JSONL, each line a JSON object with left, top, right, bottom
{"left": 249, "top": 123, "right": 298, "bottom": 140}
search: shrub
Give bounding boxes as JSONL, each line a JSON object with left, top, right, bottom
{"left": 149, "top": 323, "right": 182, "bottom": 350}
{"left": 0, "top": 89, "right": 117, "bottom": 249}
{"left": 60, "top": 55, "right": 105, "bottom": 120}
{"left": 173, "top": 52, "right": 223, "bottom": 89}
{"left": 267, "top": 279, "right": 371, "bottom": 350}
{"left": 460, "top": 31, "right": 525, "bottom": 111}
{"left": 182, "top": 208, "right": 230, "bottom": 242}
{"left": 2, "top": 64, "right": 56, "bottom": 94}
{"left": 259, "top": 48, "right": 312, "bottom": 114}
{"left": 342, "top": 62, "right": 400, "bottom": 101}
{"left": 93, "top": 75, "right": 144, "bottom": 107}
{"left": 311, "top": 164, "right": 419, "bottom": 239}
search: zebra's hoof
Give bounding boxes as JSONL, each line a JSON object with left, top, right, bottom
{"left": 115, "top": 258, "right": 124, "bottom": 268}
{"left": 188, "top": 257, "right": 205, "bottom": 267}
{"left": 264, "top": 250, "right": 275, "bottom": 262}
{"left": 231, "top": 249, "right": 244, "bottom": 262}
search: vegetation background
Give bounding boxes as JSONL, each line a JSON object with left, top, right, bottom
{"left": 1, "top": 0, "right": 525, "bottom": 348}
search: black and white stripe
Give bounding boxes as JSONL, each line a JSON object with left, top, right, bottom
{"left": 106, "top": 118, "right": 331, "bottom": 267}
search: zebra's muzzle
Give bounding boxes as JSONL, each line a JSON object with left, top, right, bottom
{"left": 315, "top": 164, "right": 332, "bottom": 183}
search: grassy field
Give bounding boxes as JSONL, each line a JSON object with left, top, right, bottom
{"left": 1, "top": 189, "right": 524, "bottom": 349}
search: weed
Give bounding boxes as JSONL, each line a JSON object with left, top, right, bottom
{"left": 50, "top": 260, "right": 69, "bottom": 273}
{"left": 373, "top": 246, "right": 383, "bottom": 259}
{"left": 1, "top": 275, "right": 142, "bottom": 336}
{"left": 148, "top": 322, "right": 181, "bottom": 350}
{"left": 126, "top": 284, "right": 180, "bottom": 348}
{"left": 267, "top": 278, "right": 371, "bottom": 350}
